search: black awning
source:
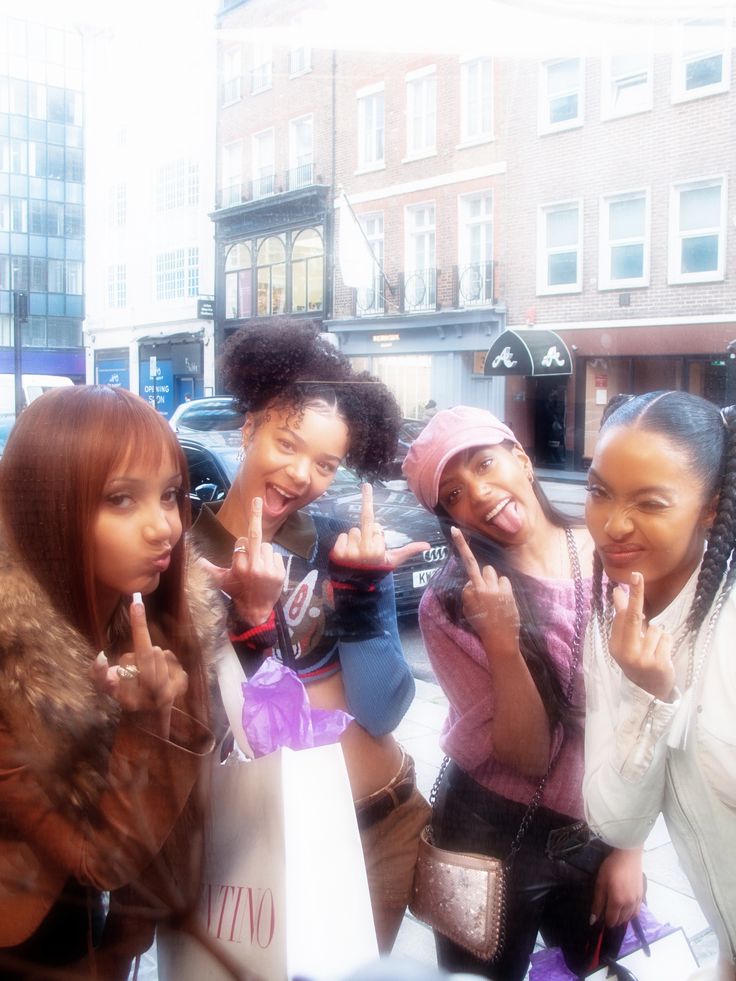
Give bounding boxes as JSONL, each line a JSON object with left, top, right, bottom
{"left": 483, "top": 328, "right": 573, "bottom": 377}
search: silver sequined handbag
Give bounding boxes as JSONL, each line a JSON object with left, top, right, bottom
{"left": 410, "top": 825, "right": 506, "bottom": 960}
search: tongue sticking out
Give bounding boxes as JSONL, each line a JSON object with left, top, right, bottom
{"left": 490, "top": 499, "right": 523, "bottom": 535}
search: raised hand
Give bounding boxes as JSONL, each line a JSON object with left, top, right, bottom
{"left": 330, "top": 483, "right": 430, "bottom": 569}
{"left": 92, "top": 594, "right": 188, "bottom": 735}
{"left": 451, "top": 526, "right": 520, "bottom": 652}
{"left": 608, "top": 572, "right": 676, "bottom": 701}
{"left": 198, "top": 496, "right": 286, "bottom": 625}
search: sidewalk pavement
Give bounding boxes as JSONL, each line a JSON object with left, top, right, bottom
{"left": 391, "top": 678, "right": 719, "bottom": 976}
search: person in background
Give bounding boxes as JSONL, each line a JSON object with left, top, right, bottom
{"left": 0, "top": 385, "right": 218, "bottom": 980}
{"left": 402, "top": 405, "right": 642, "bottom": 981}
{"left": 422, "top": 399, "right": 439, "bottom": 420}
{"left": 583, "top": 391, "right": 736, "bottom": 980}
{"left": 193, "top": 320, "right": 431, "bottom": 952}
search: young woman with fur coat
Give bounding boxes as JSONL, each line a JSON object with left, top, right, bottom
{"left": 0, "top": 385, "right": 221, "bottom": 979}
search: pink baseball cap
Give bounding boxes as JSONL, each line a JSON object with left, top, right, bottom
{"left": 402, "top": 405, "right": 518, "bottom": 511}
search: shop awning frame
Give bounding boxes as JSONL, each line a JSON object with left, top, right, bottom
{"left": 483, "top": 328, "right": 573, "bottom": 377}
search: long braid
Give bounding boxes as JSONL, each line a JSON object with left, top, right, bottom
{"left": 592, "top": 550, "right": 605, "bottom": 622}
{"left": 687, "top": 405, "right": 736, "bottom": 633}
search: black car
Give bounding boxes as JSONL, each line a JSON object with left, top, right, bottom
{"left": 177, "top": 430, "right": 448, "bottom": 616}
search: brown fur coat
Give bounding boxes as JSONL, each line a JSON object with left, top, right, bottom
{"left": 0, "top": 542, "right": 224, "bottom": 815}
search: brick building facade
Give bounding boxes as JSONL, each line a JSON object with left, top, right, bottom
{"left": 214, "top": 4, "right": 736, "bottom": 468}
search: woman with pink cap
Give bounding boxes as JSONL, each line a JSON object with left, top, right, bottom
{"left": 402, "top": 406, "right": 642, "bottom": 981}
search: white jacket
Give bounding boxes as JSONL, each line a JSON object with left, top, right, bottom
{"left": 583, "top": 567, "right": 736, "bottom": 966}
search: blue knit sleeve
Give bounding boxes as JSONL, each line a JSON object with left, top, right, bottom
{"left": 333, "top": 568, "right": 415, "bottom": 737}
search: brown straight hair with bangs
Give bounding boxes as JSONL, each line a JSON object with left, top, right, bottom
{"left": 0, "top": 386, "right": 201, "bottom": 685}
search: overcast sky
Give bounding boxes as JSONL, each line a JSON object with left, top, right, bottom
{"left": 1, "top": 0, "right": 734, "bottom": 59}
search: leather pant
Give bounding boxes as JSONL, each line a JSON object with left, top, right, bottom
{"left": 432, "top": 761, "right": 626, "bottom": 981}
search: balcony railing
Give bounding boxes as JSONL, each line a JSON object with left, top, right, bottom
{"left": 216, "top": 166, "right": 321, "bottom": 210}
{"left": 222, "top": 77, "right": 242, "bottom": 104}
{"left": 401, "top": 267, "right": 437, "bottom": 312}
{"left": 456, "top": 260, "right": 494, "bottom": 307}
{"left": 287, "top": 161, "right": 314, "bottom": 190}
{"left": 289, "top": 47, "right": 311, "bottom": 76}
{"left": 356, "top": 275, "right": 386, "bottom": 317}
{"left": 251, "top": 173, "right": 275, "bottom": 200}
{"left": 250, "top": 64, "right": 272, "bottom": 94}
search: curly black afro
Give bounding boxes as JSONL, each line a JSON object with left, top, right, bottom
{"left": 219, "top": 320, "right": 401, "bottom": 479}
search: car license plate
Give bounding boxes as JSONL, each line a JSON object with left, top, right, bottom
{"left": 412, "top": 567, "right": 440, "bottom": 588}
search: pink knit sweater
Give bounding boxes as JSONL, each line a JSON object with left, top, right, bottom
{"left": 419, "top": 559, "right": 591, "bottom": 819}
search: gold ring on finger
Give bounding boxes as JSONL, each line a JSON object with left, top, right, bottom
{"left": 116, "top": 664, "right": 141, "bottom": 681}
{"left": 233, "top": 544, "right": 248, "bottom": 555}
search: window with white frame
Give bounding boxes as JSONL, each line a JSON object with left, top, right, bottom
{"left": 251, "top": 128, "right": 275, "bottom": 198}
{"left": 155, "top": 248, "right": 199, "bottom": 301}
{"left": 289, "top": 45, "right": 311, "bottom": 77}
{"left": 357, "top": 84, "right": 384, "bottom": 170}
{"left": 257, "top": 236, "right": 286, "bottom": 316}
{"left": 669, "top": 178, "right": 726, "bottom": 283}
{"left": 225, "top": 242, "right": 252, "bottom": 320}
{"left": 405, "top": 203, "right": 436, "bottom": 310}
{"left": 357, "top": 213, "right": 384, "bottom": 315}
{"left": 251, "top": 42, "right": 273, "bottom": 94}
{"left": 106, "top": 264, "right": 127, "bottom": 308}
{"left": 538, "top": 201, "right": 582, "bottom": 293}
{"left": 108, "top": 183, "right": 126, "bottom": 226}
{"left": 458, "top": 191, "right": 493, "bottom": 306}
{"left": 155, "top": 159, "right": 199, "bottom": 212}
{"left": 601, "top": 55, "right": 652, "bottom": 119}
{"left": 187, "top": 247, "right": 199, "bottom": 296}
{"left": 599, "top": 191, "right": 649, "bottom": 289}
{"left": 221, "top": 140, "right": 242, "bottom": 208}
{"left": 289, "top": 115, "right": 313, "bottom": 189}
{"left": 672, "top": 19, "right": 731, "bottom": 102}
{"left": 460, "top": 56, "right": 493, "bottom": 144}
{"left": 539, "top": 58, "right": 583, "bottom": 133}
{"left": 291, "top": 228, "right": 324, "bottom": 313}
{"left": 222, "top": 46, "right": 242, "bottom": 105}
{"left": 406, "top": 66, "right": 436, "bottom": 158}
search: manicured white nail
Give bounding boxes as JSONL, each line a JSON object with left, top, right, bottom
{"left": 132, "top": 592, "right": 142, "bottom": 606}
{"left": 589, "top": 913, "right": 598, "bottom": 926}
{"left": 96, "top": 650, "right": 108, "bottom": 667}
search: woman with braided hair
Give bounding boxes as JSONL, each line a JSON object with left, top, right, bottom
{"left": 583, "top": 390, "right": 736, "bottom": 978}
{"left": 403, "top": 406, "right": 642, "bottom": 980}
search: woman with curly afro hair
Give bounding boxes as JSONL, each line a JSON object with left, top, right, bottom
{"left": 193, "top": 319, "right": 431, "bottom": 952}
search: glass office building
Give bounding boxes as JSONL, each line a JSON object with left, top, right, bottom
{"left": 0, "top": 16, "right": 84, "bottom": 386}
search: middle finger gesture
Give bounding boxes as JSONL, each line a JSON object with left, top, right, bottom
{"left": 199, "top": 497, "right": 285, "bottom": 626}
{"left": 330, "top": 483, "right": 431, "bottom": 570}
{"left": 608, "top": 571, "right": 676, "bottom": 701}
{"left": 451, "top": 526, "right": 520, "bottom": 654}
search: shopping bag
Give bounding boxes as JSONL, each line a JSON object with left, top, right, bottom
{"left": 586, "top": 927, "right": 699, "bottom": 980}
{"left": 157, "top": 640, "right": 378, "bottom": 981}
